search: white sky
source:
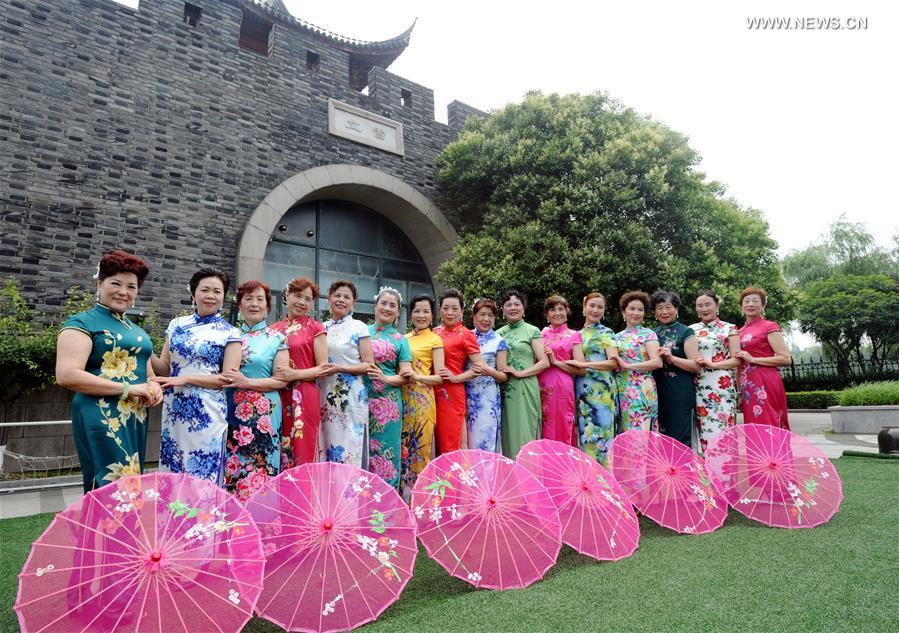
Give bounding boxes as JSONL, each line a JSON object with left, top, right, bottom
{"left": 278, "top": 0, "right": 897, "bottom": 258}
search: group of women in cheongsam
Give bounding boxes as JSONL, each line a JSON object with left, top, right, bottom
{"left": 57, "top": 249, "right": 793, "bottom": 501}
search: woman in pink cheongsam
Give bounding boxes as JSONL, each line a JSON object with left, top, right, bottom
{"left": 736, "top": 286, "right": 791, "bottom": 429}
{"left": 538, "top": 295, "right": 585, "bottom": 445}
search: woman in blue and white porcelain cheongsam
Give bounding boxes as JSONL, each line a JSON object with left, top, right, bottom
{"left": 317, "top": 280, "right": 375, "bottom": 467}
{"left": 152, "top": 268, "right": 242, "bottom": 484}
{"left": 465, "top": 298, "right": 508, "bottom": 452}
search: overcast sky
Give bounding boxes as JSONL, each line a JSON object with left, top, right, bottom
{"left": 279, "top": 0, "right": 897, "bottom": 259}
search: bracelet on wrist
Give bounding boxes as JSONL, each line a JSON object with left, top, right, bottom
{"left": 121, "top": 382, "right": 131, "bottom": 399}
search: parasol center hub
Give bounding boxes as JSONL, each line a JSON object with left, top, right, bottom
{"left": 581, "top": 483, "right": 590, "bottom": 491}
{"left": 487, "top": 497, "right": 497, "bottom": 508}
{"left": 668, "top": 466, "right": 678, "bottom": 475}
{"left": 768, "top": 461, "right": 779, "bottom": 470}
{"left": 323, "top": 521, "right": 333, "bottom": 532}
{"left": 144, "top": 550, "right": 166, "bottom": 572}
{"left": 150, "top": 552, "right": 162, "bottom": 562}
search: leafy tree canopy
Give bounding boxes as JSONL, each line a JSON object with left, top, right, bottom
{"left": 436, "top": 91, "right": 792, "bottom": 328}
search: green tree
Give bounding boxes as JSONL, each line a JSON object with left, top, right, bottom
{"left": 436, "top": 91, "right": 792, "bottom": 327}
{"left": 798, "top": 274, "right": 899, "bottom": 371}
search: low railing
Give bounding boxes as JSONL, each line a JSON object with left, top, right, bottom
{"left": 781, "top": 356, "right": 899, "bottom": 391}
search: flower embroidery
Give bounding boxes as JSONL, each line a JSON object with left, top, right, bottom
{"left": 100, "top": 347, "right": 138, "bottom": 380}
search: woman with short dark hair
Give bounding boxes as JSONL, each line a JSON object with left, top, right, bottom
{"left": 152, "top": 267, "right": 243, "bottom": 483}
{"left": 317, "top": 280, "right": 375, "bottom": 466}
{"left": 497, "top": 290, "right": 549, "bottom": 457}
{"left": 465, "top": 298, "right": 509, "bottom": 452}
{"left": 615, "top": 290, "right": 662, "bottom": 432}
{"left": 223, "top": 280, "right": 290, "bottom": 500}
{"left": 651, "top": 289, "right": 700, "bottom": 447}
{"left": 56, "top": 250, "right": 162, "bottom": 492}
{"left": 539, "top": 294, "right": 585, "bottom": 445}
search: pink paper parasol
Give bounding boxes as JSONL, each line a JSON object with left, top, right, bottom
{"left": 704, "top": 423, "right": 843, "bottom": 528}
{"left": 517, "top": 439, "right": 639, "bottom": 561}
{"left": 609, "top": 429, "right": 727, "bottom": 534}
{"left": 245, "top": 462, "right": 418, "bottom": 633}
{"left": 16, "top": 472, "right": 265, "bottom": 633}
{"left": 412, "top": 449, "right": 561, "bottom": 590}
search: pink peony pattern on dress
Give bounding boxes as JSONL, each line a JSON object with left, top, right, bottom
{"left": 615, "top": 326, "right": 658, "bottom": 432}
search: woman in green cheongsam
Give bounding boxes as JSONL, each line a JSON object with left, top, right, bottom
{"left": 496, "top": 290, "right": 549, "bottom": 458}
{"left": 56, "top": 250, "right": 163, "bottom": 492}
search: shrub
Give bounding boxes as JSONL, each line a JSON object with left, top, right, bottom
{"left": 838, "top": 381, "right": 899, "bottom": 406}
{"left": 786, "top": 391, "right": 840, "bottom": 409}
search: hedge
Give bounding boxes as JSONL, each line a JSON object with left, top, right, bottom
{"left": 838, "top": 381, "right": 899, "bottom": 407}
{"left": 786, "top": 391, "right": 840, "bottom": 410}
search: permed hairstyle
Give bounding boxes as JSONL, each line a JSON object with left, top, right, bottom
{"left": 408, "top": 294, "right": 436, "bottom": 319}
{"left": 236, "top": 280, "right": 272, "bottom": 311}
{"left": 618, "top": 290, "right": 650, "bottom": 312}
{"left": 439, "top": 288, "right": 465, "bottom": 309}
{"left": 471, "top": 297, "right": 499, "bottom": 317}
{"left": 284, "top": 277, "right": 320, "bottom": 301}
{"left": 97, "top": 250, "right": 150, "bottom": 287}
{"left": 583, "top": 292, "right": 606, "bottom": 308}
{"left": 740, "top": 286, "right": 768, "bottom": 306}
{"left": 543, "top": 294, "right": 571, "bottom": 316}
{"left": 696, "top": 289, "right": 720, "bottom": 304}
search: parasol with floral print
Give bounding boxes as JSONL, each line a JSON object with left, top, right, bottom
{"left": 517, "top": 439, "right": 640, "bottom": 561}
{"left": 15, "top": 472, "right": 265, "bottom": 633}
{"left": 609, "top": 430, "right": 728, "bottom": 534}
{"left": 245, "top": 461, "right": 417, "bottom": 633}
{"left": 703, "top": 423, "right": 843, "bottom": 528}
{"left": 412, "top": 449, "right": 562, "bottom": 590}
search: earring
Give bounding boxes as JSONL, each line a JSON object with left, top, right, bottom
{"left": 95, "top": 289, "right": 100, "bottom": 301}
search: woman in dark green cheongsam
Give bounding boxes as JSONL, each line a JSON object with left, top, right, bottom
{"left": 56, "top": 250, "right": 163, "bottom": 492}
{"left": 651, "top": 290, "right": 700, "bottom": 448}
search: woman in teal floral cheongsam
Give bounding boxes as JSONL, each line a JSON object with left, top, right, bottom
{"left": 56, "top": 250, "right": 163, "bottom": 493}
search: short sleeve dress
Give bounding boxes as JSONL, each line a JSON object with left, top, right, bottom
{"left": 539, "top": 324, "right": 582, "bottom": 445}
{"left": 433, "top": 322, "right": 481, "bottom": 455}
{"left": 575, "top": 322, "right": 619, "bottom": 465}
{"left": 401, "top": 328, "right": 443, "bottom": 497}
{"left": 616, "top": 326, "right": 659, "bottom": 432}
{"left": 61, "top": 304, "right": 154, "bottom": 492}
{"left": 690, "top": 319, "right": 739, "bottom": 454}
{"left": 653, "top": 321, "right": 696, "bottom": 447}
{"left": 318, "top": 314, "right": 371, "bottom": 466}
{"left": 465, "top": 329, "right": 508, "bottom": 453}
{"left": 739, "top": 317, "right": 790, "bottom": 429}
{"left": 159, "top": 312, "right": 241, "bottom": 484}
{"left": 270, "top": 315, "right": 326, "bottom": 468}
{"left": 496, "top": 319, "right": 543, "bottom": 458}
{"left": 224, "top": 321, "right": 288, "bottom": 501}
{"left": 365, "top": 323, "right": 412, "bottom": 490}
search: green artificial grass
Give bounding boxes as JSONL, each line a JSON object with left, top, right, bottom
{"left": 2, "top": 458, "right": 897, "bottom": 633}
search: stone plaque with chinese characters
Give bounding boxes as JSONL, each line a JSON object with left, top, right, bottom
{"left": 327, "top": 99, "right": 404, "bottom": 156}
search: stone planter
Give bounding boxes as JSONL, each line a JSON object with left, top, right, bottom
{"left": 829, "top": 405, "right": 899, "bottom": 434}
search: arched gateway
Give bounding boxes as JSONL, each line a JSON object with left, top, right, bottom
{"left": 237, "top": 165, "right": 458, "bottom": 324}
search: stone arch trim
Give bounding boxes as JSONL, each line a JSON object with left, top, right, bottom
{"left": 237, "top": 164, "right": 458, "bottom": 283}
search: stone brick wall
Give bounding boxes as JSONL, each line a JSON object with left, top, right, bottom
{"left": 0, "top": 0, "right": 483, "bottom": 320}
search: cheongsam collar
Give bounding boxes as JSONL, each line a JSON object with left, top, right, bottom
{"left": 548, "top": 323, "right": 569, "bottom": 335}
{"left": 624, "top": 324, "right": 640, "bottom": 333}
{"left": 441, "top": 321, "right": 465, "bottom": 333}
{"left": 475, "top": 328, "right": 495, "bottom": 343}
{"left": 411, "top": 327, "right": 432, "bottom": 336}
{"left": 241, "top": 320, "right": 268, "bottom": 334}
{"left": 506, "top": 318, "right": 525, "bottom": 330}
{"left": 284, "top": 314, "right": 311, "bottom": 327}
{"left": 585, "top": 321, "right": 602, "bottom": 330}
{"left": 659, "top": 320, "right": 681, "bottom": 331}
{"left": 331, "top": 313, "right": 351, "bottom": 325}
{"left": 193, "top": 310, "right": 221, "bottom": 325}
{"left": 700, "top": 318, "right": 721, "bottom": 328}
{"left": 744, "top": 316, "right": 763, "bottom": 326}
{"left": 95, "top": 303, "right": 130, "bottom": 326}
{"left": 374, "top": 322, "right": 396, "bottom": 334}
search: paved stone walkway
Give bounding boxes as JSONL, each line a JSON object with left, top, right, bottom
{"left": 0, "top": 413, "right": 884, "bottom": 520}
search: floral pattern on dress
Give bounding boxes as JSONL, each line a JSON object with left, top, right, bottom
{"left": 224, "top": 321, "right": 287, "bottom": 501}
{"left": 690, "top": 319, "right": 739, "bottom": 454}
{"left": 365, "top": 324, "right": 412, "bottom": 490}
{"left": 319, "top": 315, "right": 371, "bottom": 467}
{"left": 616, "top": 326, "right": 659, "bottom": 432}
{"left": 465, "top": 329, "right": 508, "bottom": 453}
{"left": 62, "top": 304, "right": 154, "bottom": 492}
{"left": 400, "top": 329, "right": 443, "bottom": 500}
{"left": 575, "top": 322, "right": 619, "bottom": 465}
{"left": 159, "top": 312, "right": 241, "bottom": 484}
{"left": 270, "top": 315, "right": 326, "bottom": 468}
{"left": 738, "top": 318, "right": 790, "bottom": 429}
{"left": 539, "top": 324, "right": 582, "bottom": 445}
